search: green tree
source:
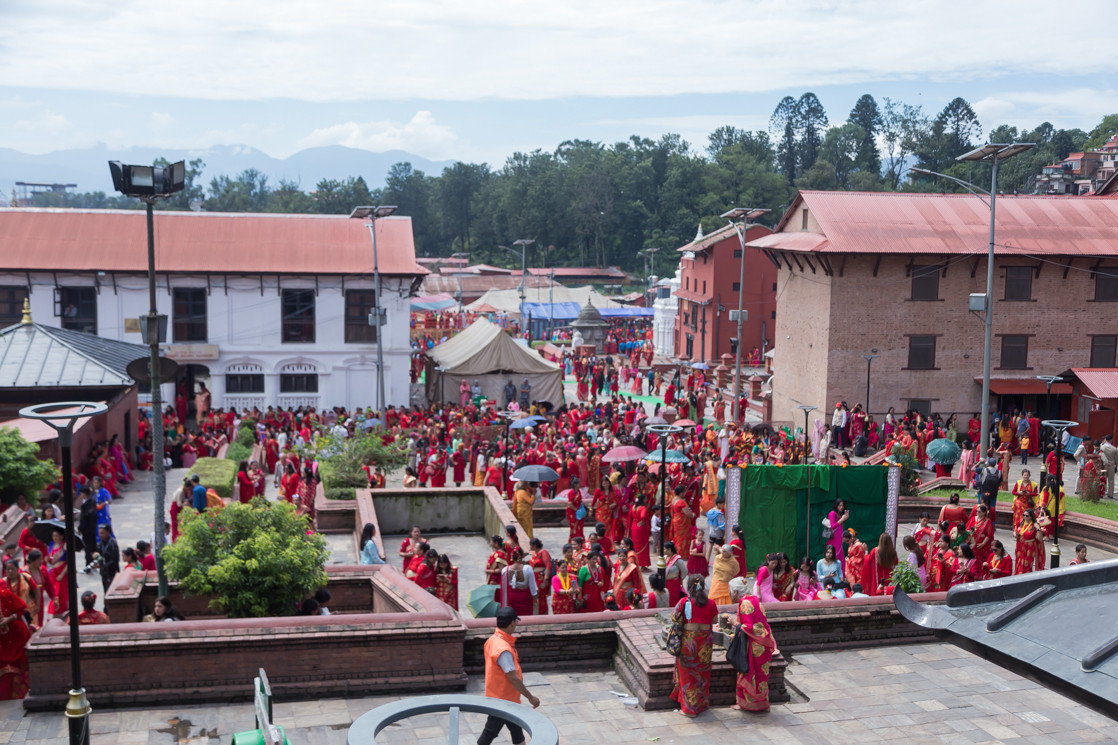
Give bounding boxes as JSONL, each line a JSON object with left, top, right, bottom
{"left": 310, "top": 176, "right": 375, "bottom": 214}
{"left": 847, "top": 94, "right": 883, "bottom": 177}
{"left": 795, "top": 92, "right": 829, "bottom": 175}
{"left": 1084, "top": 114, "right": 1118, "bottom": 151}
{"left": 164, "top": 500, "right": 328, "bottom": 618}
{"left": 304, "top": 430, "right": 408, "bottom": 489}
{"left": 0, "top": 428, "right": 59, "bottom": 504}
{"left": 382, "top": 163, "right": 434, "bottom": 255}
{"left": 881, "top": 97, "right": 929, "bottom": 189}
{"left": 204, "top": 169, "right": 271, "bottom": 212}
{"left": 267, "top": 178, "right": 315, "bottom": 213}
{"left": 771, "top": 96, "right": 799, "bottom": 184}
{"left": 153, "top": 157, "right": 206, "bottom": 211}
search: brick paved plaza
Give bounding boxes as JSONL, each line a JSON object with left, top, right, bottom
{"left": 3, "top": 642, "right": 1115, "bottom": 744}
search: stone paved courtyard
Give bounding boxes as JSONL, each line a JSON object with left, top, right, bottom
{"left": 3, "top": 643, "right": 1116, "bottom": 744}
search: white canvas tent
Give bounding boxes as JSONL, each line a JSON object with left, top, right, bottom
{"left": 425, "top": 318, "right": 564, "bottom": 407}
{"left": 464, "top": 285, "right": 624, "bottom": 315}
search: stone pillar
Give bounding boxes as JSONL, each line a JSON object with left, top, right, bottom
{"left": 748, "top": 374, "right": 763, "bottom": 400}
{"left": 717, "top": 354, "right": 734, "bottom": 388}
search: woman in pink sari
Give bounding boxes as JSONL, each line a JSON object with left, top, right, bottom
{"left": 729, "top": 578, "right": 777, "bottom": 712}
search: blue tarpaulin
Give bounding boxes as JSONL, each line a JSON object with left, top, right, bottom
{"left": 519, "top": 302, "right": 652, "bottom": 319}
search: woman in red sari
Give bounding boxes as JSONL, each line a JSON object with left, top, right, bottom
{"left": 862, "top": 533, "right": 899, "bottom": 596}
{"left": 550, "top": 558, "right": 577, "bottom": 615}
{"left": 670, "top": 575, "right": 718, "bottom": 718}
{"left": 969, "top": 504, "right": 995, "bottom": 578}
{"left": 844, "top": 531, "right": 866, "bottom": 588}
{"left": 412, "top": 549, "right": 438, "bottom": 592}
{"left": 577, "top": 552, "right": 608, "bottom": 613}
{"left": 0, "top": 582, "right": 31, "bottom": 700}
{"left": 500, "top": 550, "right": 539, "bottom": 616}
{"left": 236, "top": 460, "right": 255, "bottom": 504}
{"left": 729, "top": 577, "right": 777, "bottom": 712}
{"left": 612, "top": 550, "right": 645, "bottom": 602}
{"left": 670, "top": 486, "right": 694, "bottom": 561}
{"left": 484, "top": 535, "right": 509, "bottom": 586}
{"left": 0, "top": 562, "right": 37, "bottom": 633}
{"left": 926, "top": 536, "right": 956, "bottom": 592}
{"left": 529, "top": 538, "right": 553, "bottom": 615}
{"left": 984, "top": 540, "right": 1013, "bottom": 579}
{"left": 664, "top": 542, "right": 687, "bottom": 606}
{"left": 592, "top": 478, "right": 617, "bottom": 544}
{"left": 564, "top": 477, "right": 586, "bottom": 544}
{"left": 1014, "top": 509, "right": 1044, "bottom": 575}
{"left": 279, "top": 462, "right": 300, "bottom": 504}
{"left": 628, "top": 495, "right": 653, "bottom": 568}
{"left": 45, "top": 528, "right": 68, "bottom": 618}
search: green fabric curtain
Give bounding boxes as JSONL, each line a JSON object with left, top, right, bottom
{"left": 739, "top": 465, "right": 887, "bottom": 571}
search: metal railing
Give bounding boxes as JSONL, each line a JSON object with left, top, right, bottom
{"left": 347, "top": 695, "right": 559, "bottom": 745}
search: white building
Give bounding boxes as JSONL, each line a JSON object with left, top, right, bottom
{"left": 652, "top": 267, "right": 681, "bottom": 358}
{"left": 0, "top": 209, "right": 424, "bottom": 413}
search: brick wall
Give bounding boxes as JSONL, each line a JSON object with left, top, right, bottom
{"left": 771, "top": 264, "right": 833, "bottom": 426}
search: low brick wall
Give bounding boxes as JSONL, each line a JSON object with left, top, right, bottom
{"left": 504, "top": 499, "right": 568, "bottom": 528}
{"left": 26, "top": 565, "right": 467, "bottom": 710}
{"left": 462, "top": 613, "right": 620, "bottom": 674}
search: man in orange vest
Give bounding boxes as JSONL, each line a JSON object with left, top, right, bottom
{"left": 478, "top": 607, "right": 540, "bottom": 745}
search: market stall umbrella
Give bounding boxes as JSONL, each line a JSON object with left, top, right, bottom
{"left": 602, "top": 445, "right": 649, "bottom": 463}
{"left": 512, "top": 465, "right": 559, "bottom": 482}
{"left": 467, "top": 584, "right": 500, "bottom": 618}
{"left": 645, "top": 449, "right": 691, "bottom": 464}
{"left": 927, "top": 438, "right": 962, "bottom": 466}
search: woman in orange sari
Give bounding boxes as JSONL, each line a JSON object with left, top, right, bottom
{"left": 843, "top": 531, "right": 866, "bottom": 588}
{"left": 612, "top": 550, "right": 645, "bottom": 602}
{"left": 670, "top": 485, "right": 694, "bottom": 560}
{"left": 700, "top": 457, "right": 718, "bottom": 514}
{"left": 729, "top": 577, "right": 777, "bottom": 712}
{"left": 0, "top": 582, "right": 31, "bottom": 700}
{"left": 592, "top": 478, "right": 617, "bottom": 543}
{"left": 708, "top": 545, "right": 739, "bottom": 607}
{"left": 1014, "top": 509, "right": 1044, "bottom": 575}
{"left": 861, "top": 533, "right": 899, "bottom": 596}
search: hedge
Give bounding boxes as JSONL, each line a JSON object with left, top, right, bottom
{"left": 190, "top": 457, "right": 237, "bottom": 501}
{"left": 325, "top": 486, "right": 357, "bottom": 501}
{"left": 225, "top": 442, "right": 253, "bottom": 463}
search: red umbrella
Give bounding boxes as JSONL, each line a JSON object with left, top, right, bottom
{"left": 602, "top": 445, "right": 648, "bottom": 463}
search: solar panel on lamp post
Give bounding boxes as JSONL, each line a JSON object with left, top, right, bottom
{"left": 721, "top": 208, "right": 771, "bottom": 425}
{"left": 350, "top": 206, "right": 398, "bottom": 425}
{"left": 909, "top": 142, "right": 1035, "bottom": 460}
{"left": 108, "top": 160, "right": 185, "bottom": 600}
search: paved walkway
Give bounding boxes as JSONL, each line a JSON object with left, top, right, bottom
{"left": 4, "top": 642, "right": 1115, "bottom": 744}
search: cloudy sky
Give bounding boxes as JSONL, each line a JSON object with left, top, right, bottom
{"left": 1, "top": 0, "right": 1114, "bottom": 166}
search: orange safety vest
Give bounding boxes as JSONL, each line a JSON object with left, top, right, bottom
{"left": 483, "top": 628, "right": 521, "bottom": 703}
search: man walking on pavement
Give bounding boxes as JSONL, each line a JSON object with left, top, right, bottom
{"left": 1100, "top": 434, "right": 1117, "bottom": 499}
{"left": 478, "top": 606, "right": 540, "bottom": 745}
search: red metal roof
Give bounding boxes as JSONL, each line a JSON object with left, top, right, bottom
{"left": 971, "top": 377, "right": 1073, "bottom": 395}
{"left": 747, "top": 191, "right": 1118, "bottom": 256}
{"left": 1070, "top": 368, "right": 1118, "bottom": 399}
{"left": 0, "top": 209, "right": 424, "bottom": 275}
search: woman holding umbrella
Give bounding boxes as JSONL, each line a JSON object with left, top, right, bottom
{"left": 512, "top": 481, "right": 536, "bottom": 539}
{"left": 927, "top": 437, "right": 961, "bottom": 478}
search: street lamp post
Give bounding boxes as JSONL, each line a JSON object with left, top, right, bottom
{"left": 910, "top": 142, "right": 1035, "bottom": 457}
{"left": 722, "top": 208, "right": 771, "bottom": 425}
{"left": 797, "top": 404, "right": 817, "bottom": 462}
{"left": 108, "top": 160, "right": 186, "bottom": 597}
{"left": 646, "top": 423, "right": 683, "bottom": 582}
{"left": 498, "top": 410, "right": 517, "bottom": 496}
{"left": 862, "top": 350, "right": 879, "bottom": 414}
{"left": 20, "top": 401, "right": 108, "bottom": 745}
{"left": 1041, "top": 418, "right": 1077, "bottom": 568}
{"left": 639, "top": 247, "right": 661, "bottom": 306}
{"left": 350, "top": 206, "right": 398, "bottom": 423}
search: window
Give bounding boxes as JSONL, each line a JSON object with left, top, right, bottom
{"left": 907, "top": 335, "right": 936, "bottom": 369}
{"left": 907, "top": 399, "right": 932, "bottom": 418}
{"left": 732, "top": 282, "right": 741, "bottom": 292}
{"left": 0, "top": 286, "right": 28, "bottom": 326}
{"left": 1000, "top": 335, "right": 1029, "bottom": 369}
{"left": 57, "top": 287, "right": 97, "bottom": 334}
{"left": 281, "top": 289, "right": 315, "bottom": 343}
{"left": 1091, "top": 336, "right": 1117, "bottom": 368}
{"left": 910, "top": 265, "right": 939, "bottom": 301}
{"left": 702, "top": 280, "right": 706, "bottom": 295}
{"left": 345, "top": 290, "right": 379, "bottom": 343}
{"left": 771, "top": 310, "right": 776, "bottom": 319}
{"left": 801, "top": 210, "right": 809, "bottom": 230}
{"left": 172, "top": 288, "right": 207, "bottom": 342}
{"left": 685, "top": 277, "right": 689, "bottom": 290}
{"left": 1005, "top": 266, "right": 1033, "bottom": 301}
{"left": 280, "top": 373, "right": 318, "bottom": 393}
{"left": 226, "top": 373, "right": 265, "bottom": 393}
{"left": 1096, "top": 271, "right": 1118, "bottom": 301}
{"left": 772, "top": 282, "right": 777, "bottom": 291}
{"left": 733, "top": 249, "right": 742, "bottom": 259}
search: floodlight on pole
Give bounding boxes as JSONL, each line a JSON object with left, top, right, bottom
{"left": 108, "top": 160, "right": 186, "bottom": 602}
{"left": 722, "top": 207, "right": 771, "bottom": 425}
{"left": 796, "top": 404, "right": 817, "bottom": 461}
{"left": 350, "top": 206, "right": 398, "bottom": 424}
{"left": 907, "top": 143, "right": 1035, "bottom": 458}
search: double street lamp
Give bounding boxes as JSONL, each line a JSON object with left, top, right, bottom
{"left": 722, "top": 208, "right": 771, "bottom": 425}
{"left": 498, "top": 239, "right": 536, "bottom": 303}
{"left": 350, "top": 205, "right": 398, "bottom": 423}
{"left": 910, "top": 142, "right": 1035, "bottom": 457}
{"left": 108, "top": 160, "right": 186, "bottom": 599}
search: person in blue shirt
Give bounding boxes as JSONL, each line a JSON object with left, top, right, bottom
{"left": 359, "top": 523, "right": 386, "bottom": 565}
{"left": 190, "top": 474, "right": 208, "bottom": 512}
{"left": 90, "top": 475, "right": 113, "bottom": 536}
{"left": 705, "top": 495, "right": 726, "bottom": 542}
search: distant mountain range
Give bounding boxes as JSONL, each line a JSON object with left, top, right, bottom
{"left": 0, "top": 144, "right": 456, "bottom": 199}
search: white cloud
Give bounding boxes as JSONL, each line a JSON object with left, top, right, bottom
{"left": 974, "top": 89, "right": 1118, "bottom": 135}
{"left": 297, "top": 111, "right": 458, "bottom": 159}
{"left": 14, "top": 110, "right": 70, "bottom": 134}
{"left": 0, "top": 0, "right": 1112, "bottom": 103}
{"left": 151, "top": 112, "right": 174, "bottom": 129}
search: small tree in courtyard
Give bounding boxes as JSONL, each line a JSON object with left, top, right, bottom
{"left": 886, "top": 443, "right": 921, "bottom": 497}
{"left": 163, "top": 499, "right": 328, "bottom": 618}
{"left": 0, "top": 427, "right": 60, "bottom": 504}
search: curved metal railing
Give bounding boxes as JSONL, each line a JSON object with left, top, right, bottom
{"left": 347, "top": 694, "right": 559, "bottom": 745}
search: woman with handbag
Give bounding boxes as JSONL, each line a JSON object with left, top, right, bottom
{"left": 669, "top": 575, "right": 718, "bottom": 718}
{"left": 727, "top": 577, "right": 778, "bottom": 712}
{"left": 824, "top": 499, "right": 849, "bottom": 569}
{"left": 565, "top": 477, "right": 587, "bottom": 544}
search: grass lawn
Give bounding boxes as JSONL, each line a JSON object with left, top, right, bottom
{"left": 919, "top": 486, "right": 1118, "bottom": 521}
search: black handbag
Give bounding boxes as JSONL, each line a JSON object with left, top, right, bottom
{"left": 725, "top": 625, "right": 752, "bottom": 674}
{"left": 665, "top": 601, "right": 689, "bottom": 657}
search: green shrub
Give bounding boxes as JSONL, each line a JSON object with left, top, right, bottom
{"left": 189, "top": 457, "right": 237, "bottom": 500}
{"left": 325, "top": 486, "right": 356, "bottom": 500}
{"left": 0, "top": 427, "right": 59, "bottom": 504}
{"left": 164, "top": 500, "right": 328, "bottom": 618}
{"left": 889, "top": 559, "right": 923, "bottom": 594}
{"left": 235, "top": 427, "right": 256, "bottom": 448}
{"left": 886, "top": 444, "right": 920, "bottom": 497}
{"left": 308, "top": 431, "right": 406, "bottom": 489}
{"left": 225, "top": 442, "right": 253, "bottom": 463}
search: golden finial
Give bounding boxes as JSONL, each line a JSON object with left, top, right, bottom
{"left": 20, "top": 298, "right": 32, "bottom": 325}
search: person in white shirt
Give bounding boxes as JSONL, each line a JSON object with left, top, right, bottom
{"left": 831, "top": 403, "right": 848, "bottom": 449}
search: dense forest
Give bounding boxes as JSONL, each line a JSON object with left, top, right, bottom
{"left": 21, "top": 94, "right": 1118, "bottom": 277}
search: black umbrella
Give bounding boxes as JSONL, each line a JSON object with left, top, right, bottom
{"left": 30, "top": 519, "right": 84, "bottom": 552}
{"left": 511, "top": 465, "right": 560, "bottom": 482}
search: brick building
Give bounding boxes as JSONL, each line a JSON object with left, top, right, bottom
{"left": 672, "top": 223, "right": 774, "bottom": 363}
{"left": 747, "top": 191, "right": 1118, "bottom": 427}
